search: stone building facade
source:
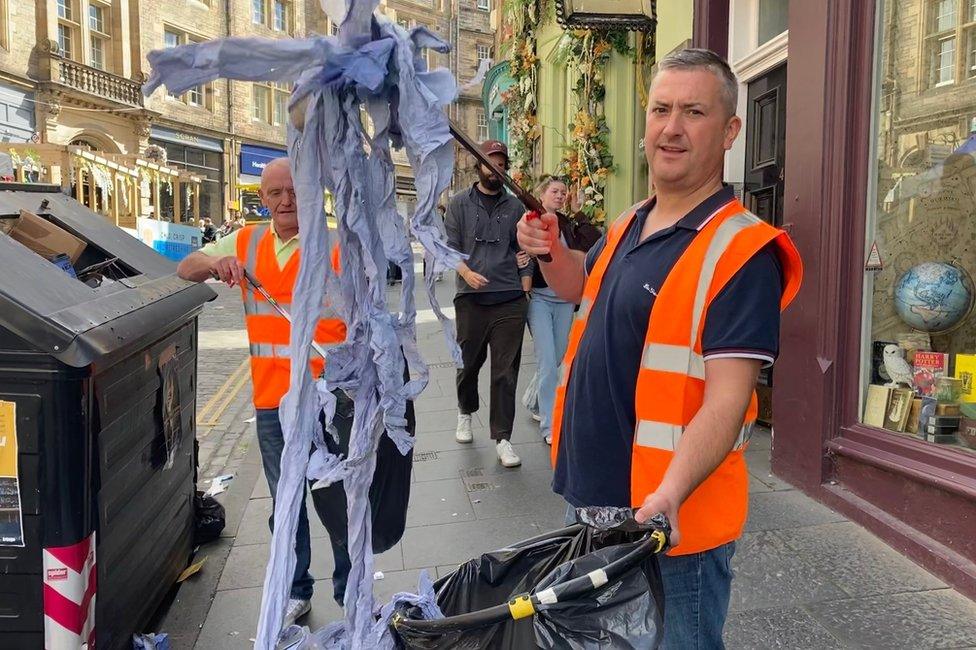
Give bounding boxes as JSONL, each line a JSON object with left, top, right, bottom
{"left": 0, "top": 1, "right": 498, "bottom": 222}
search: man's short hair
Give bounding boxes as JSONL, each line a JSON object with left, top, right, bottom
{"left": 657, "top": 48, "right": 739, "bottom": 117}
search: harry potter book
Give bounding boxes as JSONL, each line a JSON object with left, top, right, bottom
{"left": 954, "top": 353, "right": 976, "bottom": 403}
{"left": 913, "top": 352, "right": 948, "bottom": 397}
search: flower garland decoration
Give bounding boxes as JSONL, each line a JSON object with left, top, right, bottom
{"left": 501, "top": 0, "right": 544, "bottom": 187}
{"left": 555, "top": 29, "right": 631, "bottom": 224}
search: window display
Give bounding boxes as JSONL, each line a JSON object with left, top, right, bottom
{"left": 862, "top": 0, "right": 976, "bottom": 453}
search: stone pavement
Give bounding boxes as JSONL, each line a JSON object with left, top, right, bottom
{"left": 160, "top": 271, "right": 976, "bottom": 649}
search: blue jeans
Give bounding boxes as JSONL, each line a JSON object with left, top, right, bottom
{"left": 256, "top": 408, "right": 352, "bottom": 603}
{"left": 528, "top": 295, "right": 575, "bottom": 437}
{"left": 564, "top": 504, "right": 734, "bottom": 648}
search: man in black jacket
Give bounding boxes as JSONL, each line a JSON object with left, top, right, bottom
{"left": 445, "top": 140, "right": 532, "bottom": 468}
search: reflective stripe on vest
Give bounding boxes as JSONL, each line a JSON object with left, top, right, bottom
{"left": 236, "top": 224, "right": 347, "bottom": 408}
{"left": 549, "top": 198, "right": 803, "bottom": 556}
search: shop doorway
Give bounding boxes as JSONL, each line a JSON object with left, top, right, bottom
{"left": 743, "top": 63, "right": 787, "bottom": 226}
{"left": 742, "top": 63, "right": 788, "bottom": 424}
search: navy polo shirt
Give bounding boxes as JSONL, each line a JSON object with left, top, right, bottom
{"left": 552, "top": 186, "right": 783, "bottom": 508}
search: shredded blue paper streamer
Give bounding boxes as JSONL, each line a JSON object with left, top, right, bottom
{"left": 144, "top": 2, "right": 466, "bottom": 646}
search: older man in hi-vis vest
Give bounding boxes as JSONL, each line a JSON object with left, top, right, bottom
{"left": 518, "top": 49, "right": 802, "bottom": 647}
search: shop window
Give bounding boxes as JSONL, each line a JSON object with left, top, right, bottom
{"left": 163, "top": 27, "right": 212, "bottom": 109}
{"left": 757, "top": 0, "right": 789, "bottom": 46}
{"left": 862, "top": 0, "right": 976, "bottom": 455}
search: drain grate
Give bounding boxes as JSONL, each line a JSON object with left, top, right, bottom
{"left": 414, "top": 451, "right": 439, "bottom": 462}
{"left": 465, "top": 481, "right": 496, "bottom": 492}
{"left": 459, "top": 468, "right": 484, "bottom": 479}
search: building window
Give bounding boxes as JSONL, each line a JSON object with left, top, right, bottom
{"left": 164, "top": 28, "right": 211, "bottom": 109}
{"left": 88, "top": 2, "right": 109, "bottom": 71}
{"left": 933, "top": 0, "right": 957, "bottom": 32}
{"left": 477, "top": 44, "right": 492, "bottom": 67}
{"left": 861, "top": 0, "right": 976, "bottom": 456}
{"left": 252, "top": 82, "right": 291, "bottom": 125}
{"left": 933, "top": 36, "right": 957, "bottom": 86}
{"left": 757, "top": 0, "right": 790, "bottom": 46}
{"left": 477, "top": 0, "right": 490, "bottom": 11}
{"left": 252, "top": 84, "right": 270, "bottom": 122}
{"left": 477, "top": 110, "right": 489, "bottom": 141}
{"left": 252, "top": 0, "right": 291, "bottom": 33}
{"left": 273, "top": 0, "right": 288, "bottom": 31}
{"left": 57, "top": 0, "right": 79, "bottom": 60}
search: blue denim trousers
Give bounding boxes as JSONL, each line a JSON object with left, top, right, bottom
{"left": 255, "top": 408, "right": 351, "bottom": 603}
{"left": 527, "top": 295, "right": 575, "bottom": 437}
{"left": 564, "top": 504, "right": 734, "bottom": 648}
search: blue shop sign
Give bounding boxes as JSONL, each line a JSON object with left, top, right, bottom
{"left": 240, "top": 144, "right": 287, "bottom": 176}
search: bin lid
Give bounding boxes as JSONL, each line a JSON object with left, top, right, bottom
{"left": 0, "top": 184, "right": 216, "bottom": 367}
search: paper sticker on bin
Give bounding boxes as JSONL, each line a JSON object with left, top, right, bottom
{"left": 390, "top": 511, "right": 670, "bottom": 649}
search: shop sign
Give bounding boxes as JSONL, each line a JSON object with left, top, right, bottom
{"left": 240, "top": 144, "right": 287, "bottom": 176}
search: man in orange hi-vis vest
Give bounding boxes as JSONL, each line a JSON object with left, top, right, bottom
{"left": 177, "top": 159, "right": 366, "bottom": 628}
{"left": 518, "top": 49, "right": 802, "bottom": 647}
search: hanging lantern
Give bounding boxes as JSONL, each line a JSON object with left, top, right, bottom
{"left": 555, "top": 0, "right": 656, "bottom": 31}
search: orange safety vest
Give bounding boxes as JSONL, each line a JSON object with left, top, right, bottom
{"left": 550, "top": 198, "right": 803, "bottom": 555}
{"left": 236, "top": 224, "right": 347, "bottom": 409}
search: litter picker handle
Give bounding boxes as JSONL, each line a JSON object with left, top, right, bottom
{"left": 447, "top": 120, "right": 553, "bottom": 262}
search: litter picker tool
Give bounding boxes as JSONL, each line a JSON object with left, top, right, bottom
{"left": 448, "top": 119, "right": 553, "bottom": 262}
{"left": 242, "top": 267, "right": 331, "bottom": 359}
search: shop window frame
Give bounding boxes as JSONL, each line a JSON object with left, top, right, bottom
{"left": 824, "top": 0, "right": 976, "bottom": 499}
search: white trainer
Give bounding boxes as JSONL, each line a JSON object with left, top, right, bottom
{"left": 282, "top": 597, "right": 311, "bottom": 628}
{"left": 496, "top": 440, "right": 522, "bottom": 468}
{"left": 455, "top": 413, "right": 473, "bottom": 443}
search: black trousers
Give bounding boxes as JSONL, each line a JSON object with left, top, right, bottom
{"left": 454, "top": 294, "right": 528, "bottom": 441}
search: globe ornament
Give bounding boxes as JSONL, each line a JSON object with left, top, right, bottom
{"left": 893, "top": 262, "right": 974, "bottom": 334}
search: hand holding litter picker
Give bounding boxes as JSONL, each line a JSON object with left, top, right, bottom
{"left": 448, "top": 120, "right": 553, "bottom": 262}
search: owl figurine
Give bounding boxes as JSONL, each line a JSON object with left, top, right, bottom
{"left": 882, "top": 344, "right": 914, "bottom": 387}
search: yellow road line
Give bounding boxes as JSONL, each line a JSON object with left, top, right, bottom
{"left": 197, "top": 358, "right": 249, "bottom": 425}
{"left": 198, "top": 366, "right": 251, "bottom": 431}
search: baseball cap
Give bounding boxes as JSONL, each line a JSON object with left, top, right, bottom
{"left": 480, "top": 139, "right": 509, "bottom": 160}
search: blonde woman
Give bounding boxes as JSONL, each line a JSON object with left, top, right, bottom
{"left": 525, "top": 176, "right": 601, "bottom": 443}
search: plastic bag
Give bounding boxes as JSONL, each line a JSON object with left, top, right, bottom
{"left": 193, "top": 492, "right": 225, "bottom": 545}
{"left": 392, "top": 522, "right": 665, "bottom": 649}
{"left": 521, "top": 372, "right": 539, "bottom": 416}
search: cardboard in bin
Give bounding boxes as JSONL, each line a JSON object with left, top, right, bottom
{"left": 4, "top": 209, "right": 86, "bottom": 263}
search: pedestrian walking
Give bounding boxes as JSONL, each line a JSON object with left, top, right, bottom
{"left": 523, "top": 175, "right": 601, "bottom": 445}
{"left": 445, "top": 140, "right": 533, "bottom": 468}
{"left": 517, "top": 49, "right": 802, "bottom": 647}
{"left": 176, "top": 158, "right": 415, "bottom": 626}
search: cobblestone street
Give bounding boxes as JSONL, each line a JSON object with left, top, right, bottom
{"left": 159, "top": 274, "right": 976, "bottom": 649}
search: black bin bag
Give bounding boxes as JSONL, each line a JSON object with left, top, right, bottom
{"left": 391, "top": 511, "right": 669, "bottom": 650}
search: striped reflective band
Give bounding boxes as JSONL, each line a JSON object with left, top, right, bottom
{"left": 689, "top": 213, "right": 759, "bottom": 343}
{"left": 556, "top": 362, "right": 569, "bottom": 387}
{"left": 635, "top": 420, "right": 753, "bottom": 451}
{"left": 641, "top": 343, "right": 705, "bottom": 380}
{"left": 244, "top": 300, "right": 290, "bottom": 317}
{"left": 576, "top": 296, "right": 593, "bottom": 321}
{"left": 245, "top": 224, "right": 269, "bottom": 275}
{"left": 250, "top": 342, "right": 293, "bottom": 358}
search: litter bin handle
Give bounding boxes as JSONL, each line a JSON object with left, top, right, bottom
{"left": 391, "top": 525, "right": 669, "bottom": 636}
